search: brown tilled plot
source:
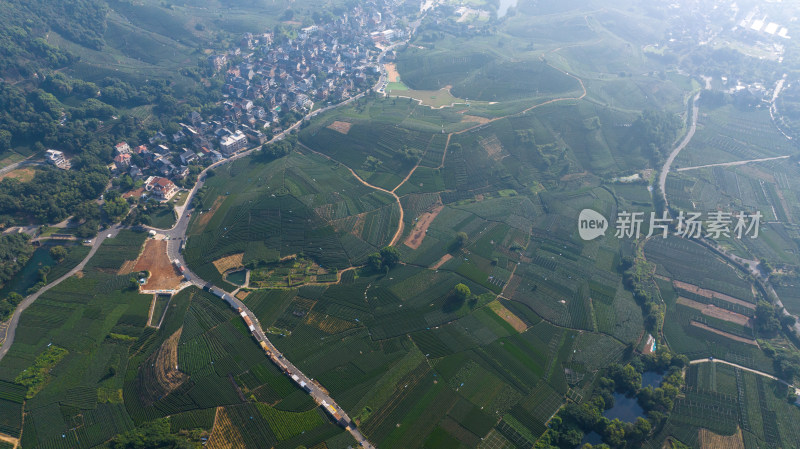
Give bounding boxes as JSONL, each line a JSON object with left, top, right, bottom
{"left": 673, "top": 280, "right": 756, "bottom": 310}
{"left": 488, "top": 300, "right": 528, "bottom": 332}
{"left": 193, "top": 196, "right": 224, "bottom": 235}
{"left": 206, "top": 407, "right": 246, "bottom": 449}
{"left": 677, "top": 297, "right": 752, "bottom": 327}
{"left": 699, "top": 428, "right": 745, "bottom": 449}
{"left": 404, "top": 205, "right": 443, "bottom": 249}
{"left": 212, "top": 253, "right": 244, "bottom": 274}
{"left": 430, "top": 253, "right": 453, "bottom": 270}
{"left": 690, "top": 321, "right": 757, "bottom": 346}
{"left": 327, "top": 120, "right": 353, "bottom": 135}
{"left": 133, "top": 239, "right": 184, "bottom": 291}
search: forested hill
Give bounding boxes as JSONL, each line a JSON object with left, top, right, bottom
{"left": 0, "top": 0, "right": 108, "bottom": 78}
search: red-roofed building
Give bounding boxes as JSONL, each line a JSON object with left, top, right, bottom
{"left": 113, "top": 153, "right": 131, "bottom": 168}
{"left": 145, "top": 176, "right": 179, "bottom": 201}
{"left": 115, "top": 142, "right": 131, "bottom": 155}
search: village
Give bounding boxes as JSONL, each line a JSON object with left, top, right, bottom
{"left": 45, "top": 2, "right": 408, "bottom": 204}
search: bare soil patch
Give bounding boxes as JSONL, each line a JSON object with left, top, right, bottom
{"left": 699, "top": 427, "right": 744, "bottom": 449}
{"left": 235, "top": 290, "right": 250, "bottom": 300}
{"left": 0, "top": 167, "right": 37, "bottom": 183}
{"left": 212, "top": 253, "right": 244, "bottom": 275}
{"left": 461, "top": 114, "right": 491, "bottom": 125}
{"left": 140, "top": 328, "right": 188, "bottom": 406}
{"left": 677, "top": 297, "right": 752, "bottom": 327}
{"left": 430, "top": 254, "right": 452, "bottom": 270}
{"left": 385, "top": 63, "right": 401, "bottom": 82}
{"left": 560, "top": 171, "right": 590, "bottom": 182}
{"left": 118, "top": 260, "right": 138, "bottom": 276}
{"left": 478, "top": 135, "right": 505, "bottom": 161}
{"left": 306, "top": 311, "right": 356, "bottom": 334}
{"left": 404, "top": 205, "right": 443, "bottom": 249}
{"left": 488, "top": 300, "right": 528, "bottom": 332}
{"left": 193, "top": 196, "right": 225, "bottom": 235}
{"left": 673, "top": 280, "right": 756, "bottom": 310}
{"left": 134, "top": 239, "right": 184, "bottom": 291}
{"left": 327, "top": 120, "right": 353, "bottom": 135}
{"left": 690, "top": 321, "right": 757, "bottom": 346}
{"left": 0, "top": 432, "right": 19, "bottom": 449}
{"left": 207, "top": 407, "right": 245, "bottom": 449}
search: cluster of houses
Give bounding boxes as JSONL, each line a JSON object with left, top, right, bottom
{"left": 60, "top": 4, "right": 409, "bottom": 205}
{"left": 206, "top": 3, "right": 405, "bottom": 131}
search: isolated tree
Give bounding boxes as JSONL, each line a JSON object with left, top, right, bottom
{"left": 366, "top": 253, "right": 382, "bottom": 272}
{"left": 454, "top": 283, "right": 471, "bottom": 301}
{"left": 455, "top": 231, "right": 468, "bottom": 247}
{"left": 379, "top": 246, "right": 400, "bottom": 268}
{"left": 49, "top": 245, "right": 67, "bottom": 262}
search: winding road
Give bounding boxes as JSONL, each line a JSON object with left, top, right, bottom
{"left": 659, "top": 92, "right": 700, "bottom": 207}
{"left": 0, "top": 225, "right": 122, "bottom": 360}
{"left": 690, "top": 358, "right": 800, "bottom": 396}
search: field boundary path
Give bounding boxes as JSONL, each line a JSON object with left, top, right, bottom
{"left": 0, "top": 225, "right": 122, "bottom": 360}
{"left": 659, "top": 92, "right": 700, "bottom": 207}
{"left": 297, "top": 142, "right": 406, "bottom": 247}
{"left": 690, "top": 358, "right": 800, "bottom": 396}
{"left": 676, "top": 155, "right": 790, "bottom": 172}
{"left": 656, "top": 89, "right": 800, "bottom": 339}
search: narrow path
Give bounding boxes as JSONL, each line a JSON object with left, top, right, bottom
{"left": 298, "top": 142, "right": 406, "bottom": 246}
{"left": 659, "top": 92, "right": 700, "bottom": 206}
{"left": 0, "top": 226, "right": 121, "bottom": 360}
{"left": 676, "top": 155, "right": 789, "bottom": 172}
{"left": 434, "top": 61, "right": 588, "bottom": 171}
{"left": 689, "top": 358, "right": 799, "bottom": 395}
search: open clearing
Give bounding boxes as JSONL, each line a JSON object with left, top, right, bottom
{"left": 327, "top": 120, "right": 353, "bottom": 134}
{"left": 677, "top": 297, "right": 752, "bottom": 327}
{"left": 385, "top": 62, "right": 401, "bottom": 82}
{"left": 690, "top": 321, "right": 757, "bottom": 346}
{"left": 0, "top": 167, "right": 37, "bottom": 183}
{"left": 212, "top": 252, "right": 244, "bottom": 274}
{"left": 404, "top": 205, "right": 443, "bottom": 249}
{"left": 699, "top": 427, "right": 744, "bottom": 449}
{"left": 489, "top": 300, "right": 528, "bottom": 332}
{"left": 133, "top": 239, "right": 184, "bottom": 291}
{"left": 387, "top": 86, "right": 465, "bottom": 108}
{"left": 673, "top": 280, "right": 755, "bottom": 309}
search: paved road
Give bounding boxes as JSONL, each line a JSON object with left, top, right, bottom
{"left": 690, "top": 358, "right": 800, "bottom": 396}
{"left": 676, "top": 155, "right": 790, "bottom": 172}
{"left": 148, "top": 87, "right": 381, "bottom": 449}
{"left": 659, "top": 92, "right": 700, "bottom": 207}
{"left": 0, "top": 225, "right": 122, "bottom": 360}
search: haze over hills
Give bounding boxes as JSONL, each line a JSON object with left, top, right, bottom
{"left": 0, "top": 0, "right": 799, "bottom": 448}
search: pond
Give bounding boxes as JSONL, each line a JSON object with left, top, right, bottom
{"left": 0, "top": 244, "right": 57, "bottom": 298}
{"left": 603, "top": 392, "right": 645, "bottom": 423}
{"left": 225, "top": 269, "right": 247, "bottom": 286}
{"left": 642, "top": 371, "right": 665, "bottom": 389}
{"left": 498, "top": 0, "right": 518, "bottom": 18}
{"left": 580, "top": 431, "right": 603, "bottom": 447}
{"left": 603, "top": 372, "right": 664, "bottom": 422}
